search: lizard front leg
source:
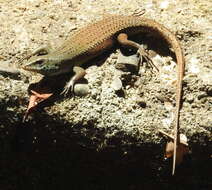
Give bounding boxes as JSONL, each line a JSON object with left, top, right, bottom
{"left": 117, "top": 33, "right": 159, "bottom": 72}
{"left": 61, "top": 66, "right": 86, "bottom": 95}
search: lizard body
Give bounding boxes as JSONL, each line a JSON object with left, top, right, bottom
{"left": 21, "top": 15, "right": 185, "bottom": 175}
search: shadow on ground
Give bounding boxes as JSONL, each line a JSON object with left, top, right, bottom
{"left": 0, "top": 101, "right": 211, "bottom": 190}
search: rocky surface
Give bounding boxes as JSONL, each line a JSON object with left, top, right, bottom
{"left": 0, "top": 0, "right": 211, "bottom": 189}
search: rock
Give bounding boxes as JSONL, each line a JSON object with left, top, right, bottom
{"left": 74, "top": 83, "right": 89, "bottom": 96}
{"left": 198, "top": 92, "right": 207, "bottom": 100}
{"left": 111, "top": 76, "right": 123, "bottom": 91}
{"left": 186, "top": 94, "right": 194, "bottom": 103}
{"left": 115, "top": 53, "right": 140, "bottom": 73}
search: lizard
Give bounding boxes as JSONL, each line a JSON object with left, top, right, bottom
{"left": 20, "top": 15, "right": 185, "bottom": 175}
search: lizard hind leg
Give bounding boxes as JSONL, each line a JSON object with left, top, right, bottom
{"left": 117, "top": 33, "right": 159, "bottom": 72}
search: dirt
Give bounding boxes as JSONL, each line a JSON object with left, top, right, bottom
{"left": 0, "top": 0, "right": 211, "bottom": 189}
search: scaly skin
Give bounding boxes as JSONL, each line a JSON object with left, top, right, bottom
{"left": 22, "top": 15, "right": 185, "bottom": 175}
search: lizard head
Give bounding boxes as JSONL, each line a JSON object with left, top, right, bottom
{"left": 21, "top": 55, "right": 61, "bottom": 76}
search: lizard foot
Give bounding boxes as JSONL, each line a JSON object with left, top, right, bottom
{"left": 117, "top": 33, "right": 159, "bottom": 72}
{"left": 137, "top": 47, "right": 159, "bottom": 72}
{"left": 61, "top": 66, "right": 86, "bottom": 96}
{"left": 61, "top": 80, "right": 75, "bottom": 96}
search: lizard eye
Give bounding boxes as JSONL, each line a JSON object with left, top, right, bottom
{"left": 35, "top": 60, "right": 44, "bottom": 65}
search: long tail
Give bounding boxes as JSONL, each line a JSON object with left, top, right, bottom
{"left": 144, "top": 18, "right": 186, "bottom": 175}
{"left": 170, "top": 36, "right": 185, "bottom": 175}
{"left": 136, "top": 17, "right": 185, "bottom": 175}
{"left": 142, "top": 18, "right": 185, "bottom": 175}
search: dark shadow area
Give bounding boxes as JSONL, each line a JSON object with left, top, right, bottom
{"left": 129, "top": 32, "right": 176, "bottom": 60}
{"left": 0, "top": 101, "right": 211, "bottom": 190}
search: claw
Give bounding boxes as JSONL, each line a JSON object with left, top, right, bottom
{"left": 117, "top": 33, "right": 159, "bottom": 73}
{"left": 60, "top": 79, "right": 75, "bottom": 96}
{"left": 137, "top": 47, "right": 159, "bottom": 72}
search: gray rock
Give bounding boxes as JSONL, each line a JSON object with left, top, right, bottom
{"left": 74, "top": 83, "right": 89, "bottom": 96}
{"left": 115, "top": 53, "right": 140, "bottom": 73}
{"left": 111, "top": 76, "right": 123, "bottom": 91}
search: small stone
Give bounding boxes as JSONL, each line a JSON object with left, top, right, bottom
{"left": 74, "top": 83, "right": 89, "bottom": 96}
{"left": 126, "top": 107, "right": 132, "bottom": 112}
{"left": 115, "top": 53, "right": 140, "bottom": 73}
{"left": 188, "top": 57, "right": 200, "bottom": 73}
{"left": 186, "top": 94, "right": 194, "bottom": 103}
{"left": 159, "top": 1, "right": 169, "bottom": 10}
{"left": 91, "top": 90, "right": 97, "bottom": 99}
{"left": 198, "top": 92, "right": 207, "bottom": 100}
{"left": 111, "top": 76, "right": 123, "bottom": 91}
{"left": 0, "top": 61, "right": 20, "bottom": 75}
{"left": 111, "top": 54, "right": 118, "bottom": 59}
{"left": 152, "top": 54, "right": 164, "bottom": 66}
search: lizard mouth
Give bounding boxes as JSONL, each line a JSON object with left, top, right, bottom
{"left": 21, "top": 65, "right": 37, "bottom": 72}
{"left": 21, "top": 65, "right": 57, "bottom": 76}
{"left": 21, "top": 65, "right": 44, "bottom": 75}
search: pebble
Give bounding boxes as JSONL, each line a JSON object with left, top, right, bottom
{"left": 159, "top": 1, "right": 170, "bottom": 10}
{"left": 74, "top": 83, "right": 89, "bottom": 96}
{"left": 115, "top": 53, "right": 140, "bottom": 73}
{"left": 186, "top": 94, "right": 194, "bottom": 103}
{"left": 111, "top": 76, "right": 123, "bottom": 91}
{"left": 197, "top": 92, "right": 207, "bottom": 100}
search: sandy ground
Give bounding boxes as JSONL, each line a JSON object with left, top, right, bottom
{"left": 0, "top": 0, "right": 211, "bottom": 189}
